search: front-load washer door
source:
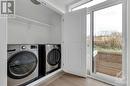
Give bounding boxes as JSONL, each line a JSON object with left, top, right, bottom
{"left": 8, "top": 51, "right": 37, "bottom": 79}
{"left": 47, "top": 49, "right": 61, "bottom": 66}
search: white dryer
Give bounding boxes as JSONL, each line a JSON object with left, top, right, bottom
{"left": 7, "top": 44, "right": 38, "bottom": 86}
{"left": 45, "top": 44, "right": 61, "bottom": 74}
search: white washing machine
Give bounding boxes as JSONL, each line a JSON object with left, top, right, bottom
{"left": 45, "top": 44, "right": 61, "bottom": 74}
{"left": 7, "top": 44, "right": 38, "bottom": 86}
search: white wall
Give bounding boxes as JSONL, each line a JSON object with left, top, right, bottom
{"left": 50, "top": 13, "right": 62, "bottom": 44}
{"left": 8, "top": 0, "right": 62, "bottom": 44}
{"left": 127, "top": 0, "right": 130, "bottom": 85}
{"left": 0, "top": 18, "right": 7, "bottom": 86}
{"left": 8, "top": 20, "right": 51, "bottom": 44}
{"left": 15, "top": 0, "right": 56, "bottom": 25}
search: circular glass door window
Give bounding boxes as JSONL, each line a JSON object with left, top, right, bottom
{"left": 47, "top": 49, "right": 61, "bottom": 66}
{"left": 8, "top": 51, "right": 37, "bottom": 79}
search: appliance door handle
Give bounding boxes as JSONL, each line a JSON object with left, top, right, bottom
{"left": 7, "top": 49, "right": 16, "bottom": 52}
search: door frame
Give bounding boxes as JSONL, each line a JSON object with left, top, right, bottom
{"left": 86, "top": 0, "right": 127, "bottom": 85}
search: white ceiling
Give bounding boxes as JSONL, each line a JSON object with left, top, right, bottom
{"left": 39, "top": 0, "right": 92, "bottom": 14}
{"left": 52, "top": 0, "right": 82, "bottom": 5}
{"left": 39, "top": 0, "right": 83, "bottom": 14}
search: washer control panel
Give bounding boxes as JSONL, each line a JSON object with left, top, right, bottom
{"left": 31, "top": 45, "right": 37, "bottom": 49}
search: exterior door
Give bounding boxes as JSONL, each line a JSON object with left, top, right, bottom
{"left": 87, "top": 0, "right": 127, "bottom": 85}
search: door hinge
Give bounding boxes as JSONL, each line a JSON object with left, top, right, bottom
{"left": 62, "top": 19, "right": 64, "bottom": 22}
{"left": 62, "top": 63, "right": 64, "bottom": 66}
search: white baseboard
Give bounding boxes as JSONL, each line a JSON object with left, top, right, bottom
{"left": 27, "top": 69, "right": 64, "bottom": 86}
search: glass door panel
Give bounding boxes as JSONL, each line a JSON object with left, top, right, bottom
{"left": 93, "top": 4, "right": 123, "bottom": 78}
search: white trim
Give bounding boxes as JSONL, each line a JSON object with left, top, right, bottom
{"left": 27, "top": 69, "right": 63, "bottom": 86}
{"left": 126, "top": 0, "right": 129, "bottom": 86}
{"left": 69, "top": 0, "right": 92, "bottom": 11}
{"left": 87, "top": 0, "right": 123, "bottom": 13}
{"left": 90, "top": 11, "right": 93, "bottom": 74}
{"left": 122, "top": 0, "right": 127, "bottom": 83}
{"left": 37, "top": 0, "right": 65, "bottom": 15}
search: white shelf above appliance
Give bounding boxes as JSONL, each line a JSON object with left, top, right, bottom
{"left": 8, "top": 15, "right": 52, "bottom": 28}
